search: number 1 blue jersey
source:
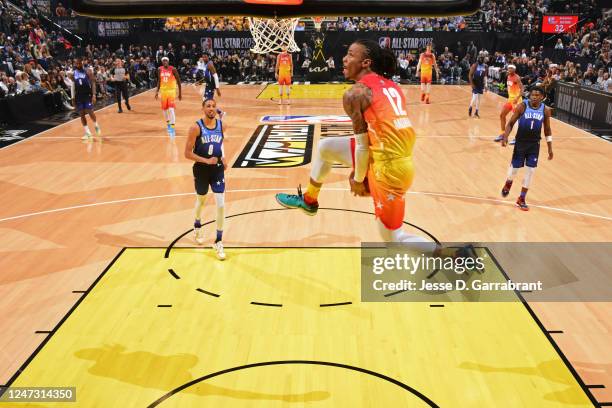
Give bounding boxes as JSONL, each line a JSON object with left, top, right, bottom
{"left": 194, "top": 119, "right": 224, "bottom": 160}
{"left": 516, "top": 100, "right": 545, "bottom": 143}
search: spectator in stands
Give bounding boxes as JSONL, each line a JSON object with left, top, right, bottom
{"left": 554, "top": 39, "right": 564, "bottom": 50}
{"left": 326, "top": 55, "right": 335, "bottom": 79}
{"left": 15, "top": 71, "right": 29, "bottom": 93}
{"left": 40, "top": 72, "right": 52, "bottom": 91}
{"left": 55, "top": 2, "right": 67, "bottom": 17}
{"left": 155, "top": 45, "right": 165, "bottom": 66}
{"left": 602, "top": 73, "right": 610, "bottom": 93}
{"left": 0, "top": 71, "right": 9, "bottom": 96}
{"left": 397, "top": 53, "right": 409, "bottom": 80}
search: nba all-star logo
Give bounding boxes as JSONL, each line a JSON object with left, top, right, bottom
{"left": 233, "top": 124, "right": 314, "bottom": 168}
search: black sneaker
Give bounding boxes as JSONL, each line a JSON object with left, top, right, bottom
{"left": 126, "top": 104, "right": 131, "bottom": 111}
{"left": 468, "top": 106, "right": 473, "bottom": 117}
{"left": 118, "top": 108, "right": 123, "bottom": 113}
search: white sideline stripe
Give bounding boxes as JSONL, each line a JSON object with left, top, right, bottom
{"left": 0, "top": 187, "right": 609, "bottom": 223}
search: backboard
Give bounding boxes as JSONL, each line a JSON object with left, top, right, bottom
{"left": 71, "top": 0, "right": 480, "bottom": 18}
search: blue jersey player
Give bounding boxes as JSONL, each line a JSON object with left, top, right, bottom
{"left": 501, "top": 86, "right": 554, "bottom": 211}
{"left": 184, "top": 98, "right": 227, "bottom": 259}
{"left": 199, "top": 54, "right": 225, "bottom": 119}
{"left": 71, "top": 58, "right": 101, "bottom": 140}
{"left": 468, "top": 55, "right": 487, "bottom": 118}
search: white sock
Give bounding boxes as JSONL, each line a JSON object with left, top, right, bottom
{"left": 195, "top": 194, "right": 206, "bottom": 220}
{"left": 83, "top": 125, "right": 91, "bottom": 134}
{"left": 523, "top": 166, "right": 535, "bottom": 188}
{"left": 310, "top": 136, "right": 354, "bottom": 183}
{"left": 94, "top": 122, "right": 100, "bottom": 129}
{"left": 507, "top": 165, "right": 519, "bottom": 181}
{"left": 168, "top": 108, "right": 176, "bottom": 125}
{"left": 377, "top": 220, "right": 437, "bottom": 252}
{"left": 470, "top": 94, "right": 477, "bottom": 108}
{"left": 214, "top": 193, "right": 225, "bottom": 231}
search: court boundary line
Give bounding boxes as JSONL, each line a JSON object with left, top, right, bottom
{"left": 147, "top": 359, "right": 439, "bottom": 407}
{"left": 0, "top": 188, "right": 610, "bottom": 224}
{"left": 0, "top": 247, "right": 126, "bottom": 400}
{"left": 484, "top": 247, "right": 600, "bottom": 407}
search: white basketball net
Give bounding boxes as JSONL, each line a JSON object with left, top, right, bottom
{"left": 248, "top": 17, "right": 301, "bottom": 54}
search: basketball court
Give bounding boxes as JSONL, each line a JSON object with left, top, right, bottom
{"left": 0, "top": 83, "right": 610, "bottom": 406}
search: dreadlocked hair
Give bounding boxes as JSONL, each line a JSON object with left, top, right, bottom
{"left": 353, "top": 39, "right": 397, "bottom": 79}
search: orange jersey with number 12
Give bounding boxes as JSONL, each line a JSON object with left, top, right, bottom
{"left": 358, "top": 73, "right": 415, "bottom": 162}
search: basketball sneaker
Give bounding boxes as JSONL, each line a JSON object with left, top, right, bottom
{"left": 474, "top": 110, "right": 480, "bottom": 118}
{"left": 212, "top": 241, "right": 226, "bottom": 260}
{"left": 494, "top": 134, "right": 503, "bottom": 142}
{"left": 194, "top": 220, "right": 204, "bottom": 245}
{"left": 516, "top": 197, "right": 529, "bottom": 211}
{"left": 420, "top": 93, "right": 425, "bottom": 102}
{"left": 275, "top": 185, "right": 319, "bottom": 216}
{"left": 468, "top": 106, "right": 472, "bottom": 117}
{"left": 95, "top": 125, "right": 102, "bottom": 136}
{"left": 425, "top": 96, "right": 430, "bottom": 104}
{"left": 167, "top": 124, "right": 173, "bottom": 137}
{"left": 509, "top": 139, "right": 516, "bottom": 145}
{"left": 501, "top": 180, "right": 513, "bottom": 197}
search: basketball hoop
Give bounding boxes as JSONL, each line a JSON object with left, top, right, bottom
{"left": 313, "top": 16, "right": 323, "bottom": 31}
{"left": 248, "top": 17, "right": 301, "bottom": 54}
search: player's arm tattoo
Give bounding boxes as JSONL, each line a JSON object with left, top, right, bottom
{"left": 342, "top": 83, "right": 371, "bottom": 134}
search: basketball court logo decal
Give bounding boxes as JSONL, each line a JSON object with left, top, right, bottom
{"left": 233, "top": 123, "right": 314, "bottom": 168}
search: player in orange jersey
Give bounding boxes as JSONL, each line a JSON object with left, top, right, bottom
{"left": 275, "top": 44, "right": 293, "bottom": 105}
{"left": 276, "top": 39, "right": 436, "bottom": 248}
{"left": 494, "top": 64, "right": 523, "bottom": 143}
{"left": 416, "top": 44, "right": 440, "bottom": 104}
{"left": 155, "top": 57, "right": 182, "bottom": 138}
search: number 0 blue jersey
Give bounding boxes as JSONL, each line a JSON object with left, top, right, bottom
{"left": 194, "top": 118, "right": 224, "bottom": 159}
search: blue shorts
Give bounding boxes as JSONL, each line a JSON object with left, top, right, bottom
{"left": 203, "top": 89, "right": 215, "bottom": 100}
{"left": 472, "top": 87, "right": 484, "bottom": 95}
{"left": 193, "top": 162, "right": 225, "bottom": 195}
{"left": 511, "top": 142, "right": 540, "bottom": 168}
{"left": 76, "top": 100, "right": 93, "bottom": 111}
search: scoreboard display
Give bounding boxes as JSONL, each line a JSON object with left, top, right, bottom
{"left": 541, "top": 15, "right": 579, "bottom": 33}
